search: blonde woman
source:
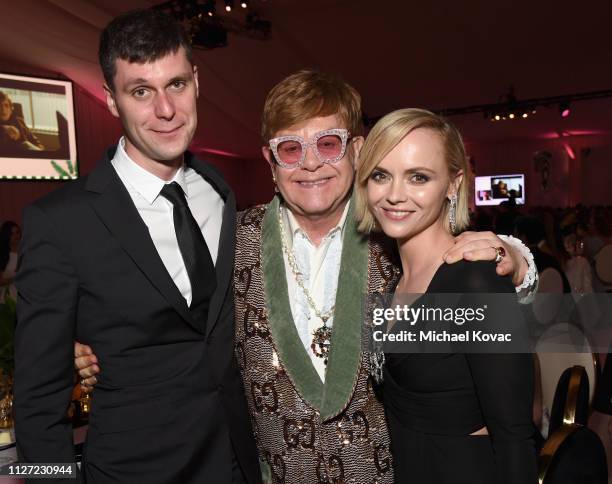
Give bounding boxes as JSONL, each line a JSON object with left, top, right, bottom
{"left": 356, "top": 109, "right": 537, "bottom": 483}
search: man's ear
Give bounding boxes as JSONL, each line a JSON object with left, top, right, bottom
{"left": 350, "top": 136, "right": 365, "bottom": 171}
{"left": 262, "top": 146, "right": 278, "bottom": 186}
{"left": 448, "top": 169, "right": 464, "bottom": 198}
{"left": 262, "top": 146, "right": 274, "bottom": 169}
{"left": 193, "top": 65, "right": 199, "bottom": 98}
{"left": 103, "top": 84, "right": 119, "bottom": 118}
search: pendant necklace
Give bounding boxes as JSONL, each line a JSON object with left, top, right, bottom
{"left": 278, "top": 208, "right": 334, "bottom": 365}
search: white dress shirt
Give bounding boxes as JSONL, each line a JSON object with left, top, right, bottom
{"left": 281, "top": 202, "right": 350, "bottom": 381}
{"left": 111, "top": 138, "right": 224, "bottom": 306}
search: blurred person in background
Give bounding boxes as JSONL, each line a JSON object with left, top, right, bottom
{"left": 514, "top": 215, "right": 570, "bottom": 293}
{"left": 562, "top": 230, "right": 593, "bottom": 297}
{"left": 0, "top": 221, "right": 20, "bottom": 301}
{"left": 0, "top": 91, "right": 44, "bottom": 153}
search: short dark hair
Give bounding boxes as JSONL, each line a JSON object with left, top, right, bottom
{"left": 99, "top": 9, "right": 193, "bottom": 90}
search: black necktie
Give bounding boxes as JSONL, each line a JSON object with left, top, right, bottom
{"left": 160, "top": 182, "right": 216, "bottom": 308}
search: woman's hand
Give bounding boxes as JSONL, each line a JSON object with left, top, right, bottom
{"left": 444, "top": 231, "right": 528, "bottom": 286}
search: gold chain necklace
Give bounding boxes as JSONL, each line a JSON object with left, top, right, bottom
{"left": 278, "top": 207, "right": 333, "bottom": 365}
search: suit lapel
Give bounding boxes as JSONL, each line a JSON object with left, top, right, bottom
{"left": 260, "top": 195, "right": 370, "bottom": 419}
{"left": 261, "top": 197, "right": 325, "bottom": 409}
{"left": 86, "top": 152, "right": 201, "bottom": 332}
{"left": 186, "top": 156, "right": 235, "bottom": 339}
{"left": 319, "top": 200, "right": 369, "bottom": 420}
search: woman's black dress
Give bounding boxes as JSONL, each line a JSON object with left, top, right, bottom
{"left": 382, "top": 260, "right": 537, "bottom": 484}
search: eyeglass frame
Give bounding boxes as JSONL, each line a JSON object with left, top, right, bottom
{"left": 268, "top": 128, "right": 352, "bottom": 169}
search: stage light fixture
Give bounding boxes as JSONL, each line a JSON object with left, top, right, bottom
{"left": 155, "top": 0, "right": 272, "bottom": 49}
{"left": 245, "top": 11, "right": 271, "bottom": 37}
{"left": 367, "top": 88, "right": 612, "bottom": 127}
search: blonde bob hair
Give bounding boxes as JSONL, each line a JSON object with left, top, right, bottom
{"left": 355, "top": 108, "right": 470, "bottom": 234}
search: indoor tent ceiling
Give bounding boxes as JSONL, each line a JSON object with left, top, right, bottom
{"left": 1, "top": 0, "right": 611, "bottom": 159}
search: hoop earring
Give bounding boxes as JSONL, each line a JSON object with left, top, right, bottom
{"left": 272, "top": 176, "right": 279, "bottom": 194}
{"left": 448, "top": 194, "right": 457, "bottom": 234}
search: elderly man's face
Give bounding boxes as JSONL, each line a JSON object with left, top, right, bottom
{"left": 263, "top": 114, "right": 363, "bottom": 221}
{"left": 0, "top": 98, "right": 12, "bottom": 122}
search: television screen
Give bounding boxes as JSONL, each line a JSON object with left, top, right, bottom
{"left": 475, "top": 174, "right": 525, "bottom": 206}
{"left": 0, "top": 73, "right": 77, "bottom": 180}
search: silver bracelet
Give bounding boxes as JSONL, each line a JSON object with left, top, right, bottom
{"left": 498, "top": 234, "right": 538, "bottom": 295}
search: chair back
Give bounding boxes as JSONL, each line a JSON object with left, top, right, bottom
{"left": 548, "top": 366, "right": 589, "bottom": 433}
{"left": 594, "top": 244, "right": 612, "bottom": 289}
{"left": 538, "top": 366, "right": 608, "bottom": 484}
{"left": 536, "top": 323, "right": 597, "bottom": 431}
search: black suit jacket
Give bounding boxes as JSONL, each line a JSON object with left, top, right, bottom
{"left": 14, "top": 148, "right": 260, "bottom": 483}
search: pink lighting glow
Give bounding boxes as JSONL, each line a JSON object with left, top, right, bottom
{"left": 563, "top": 142, "right": 576, "bottom": 160}
{"left": 561, "top": 108, "right": 571, "bottom": 118}
{"left": 537, "top": 129, "right": 610, "bottom": 140}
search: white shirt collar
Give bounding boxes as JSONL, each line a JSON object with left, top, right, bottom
{"left": 282, "top": 200, "right": 351, "bottom": 248}
{"left": 111, "top": 137, "right": 188, "bottom": 204}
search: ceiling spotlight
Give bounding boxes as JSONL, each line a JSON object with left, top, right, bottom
{"left": 494, "top": 115, "right": 501, "bottom": 121}
{"left": 241, "top": 1, "right": 249, "bottom": 7}
{"left": 224, "top": 0, "right": 234, "bottom": 12}
{"left": 560, "top": 102, "right": 571, "bottom": 118}
{"left": 522, "top": 113, "right": 528, "bottom": 118}
{"left": 202, "top": 0, "right": 215, "bottom": 16}
{"left": 509, "top": 113, "right": 515, "bottom": 119}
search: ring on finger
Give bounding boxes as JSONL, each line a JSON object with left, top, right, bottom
{"left": 493, "top": 246, "right": 506, "bottom": 263}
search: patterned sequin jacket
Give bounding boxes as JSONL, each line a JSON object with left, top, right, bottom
{"left": 234, "top": 196, "right": 400, "bottom": 484}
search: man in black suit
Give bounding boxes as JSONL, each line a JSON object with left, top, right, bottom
{"left": 14, "top": 9, "right": 260, "bottom": 484}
